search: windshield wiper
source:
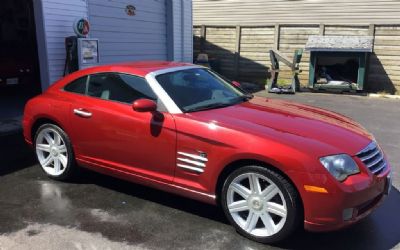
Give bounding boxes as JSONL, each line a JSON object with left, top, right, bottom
{"left": 185, "top": 102, "right": 233, "bottom": 113}
{"left": 232, "top": 93, "right": 254, "bottom": 103}
{"left": 242, "top": 93, "right": 254, "bottom": 100}
{"left": 184, "top": 94, "right": 253, "bottom": 113}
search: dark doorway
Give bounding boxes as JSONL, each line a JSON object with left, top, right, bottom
{"left": 315, "top": 56, "right": 359, "bottom": 85}
{"left": 0, "top": 0, "right": 41, "bottom": 121}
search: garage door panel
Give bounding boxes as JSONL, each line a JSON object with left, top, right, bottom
{"left": 89, "top": 5, "right": 166, "bottom": 22}
{"left": 88, "top": 0, "right": 167, "bottom": 63}
{"left": 91, "top": 0, "right": 166, "bottom": 14}
{"left": 89, "top": 16, "right": 166, "bottom": 33}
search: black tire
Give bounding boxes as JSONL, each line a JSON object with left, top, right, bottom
{"left": 221, "top": 165, "right": 302, "bottom": 244}
{"left": 34, "top": 123, "right": 78, "bottom": 181}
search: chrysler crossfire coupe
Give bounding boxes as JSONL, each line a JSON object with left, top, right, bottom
{"left": 23, "top": 61, "right": 392, "bottom": 243}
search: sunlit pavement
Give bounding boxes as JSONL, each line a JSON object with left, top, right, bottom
{"left": 0, "top": 92, "right": 399, "bottom": 249}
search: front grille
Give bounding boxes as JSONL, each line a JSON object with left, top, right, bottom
{"left": 356, "top": 141, "right": 386, "bottom": 175}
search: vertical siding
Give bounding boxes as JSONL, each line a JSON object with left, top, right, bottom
{"left": 171, "top": 0, "right": 193, "bottom": 62}
{"left": 182, "top": 0, "right": 193, "bottom": 62}
{"left": 193, "top": 0, "right": 400, "bottom": 25}
{"left": 88, "top": 0, "right": 167, "bottom": 64}
{"left": 172, "top": 0, "right": 182, "bottom": 61}
{"left": 41, "top": 0, "right": 88, "bottom": 84}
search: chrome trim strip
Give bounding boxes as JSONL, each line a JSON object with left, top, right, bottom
{"left": 366, "top": 154, "right": 383, "bottom": 168}
{"left": 170, "top": 183, "right": 216, "bottom": 200}
{"left": 150, "top": 65, "right": 202, "bottom": 77}
{"left": 356, "top": 140, "right": 387, "bottom": 175}
{"left": 357, "top": 141, "right": 377, "bottom": 155}
{"left": 177, "top": 152, "right": 208, "bottom": 162}
{"left": 145, "top": 65, "right": 202, "bottom": 114}
{"left": 372, "top": 162, "right": 386, "bottom": 174}
{"left": 360, "top": 148, "right": 380, "bottom": 161}
{"left": 177, "top": 164, "right": 204, "bottom": 173}
{"left": 177, "top": 158, "right": 206, "bottom": 167}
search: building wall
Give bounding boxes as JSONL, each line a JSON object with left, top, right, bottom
{"left": 193, "top": 0, "right": 400, "bottom": 25}
{"left": 35, "top": 0, "right": 193, "bottom": 89}
{"left": 88, "top": 0, "right": 168, "bottom": 64}
{"left": 39, "top": 0, "right": 89, "bottom": 85}
{"left": 172, "top": 0, "right": 182, "bottom": 61}
{"left": 171, "top": 0, "right": 193, "bottom": 62}
{"left": 182, "top": 0, "right": 193, "bottom": 62}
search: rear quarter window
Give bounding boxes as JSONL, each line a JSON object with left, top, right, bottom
{"left": 63, "top": 76, "right": 88, "bottom": 94}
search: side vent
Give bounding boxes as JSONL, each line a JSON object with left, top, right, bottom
{"left": 177, "top": 151, "right": 208, "bottom": 173}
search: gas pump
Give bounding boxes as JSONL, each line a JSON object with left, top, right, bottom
{"left": 64, "top": 36, "right": 79, "bottom": 75}
{"left": 64, "top": 18, "right": 99, "bottom": 76}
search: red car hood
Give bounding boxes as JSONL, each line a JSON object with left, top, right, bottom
{"left": 191, "top": 97, "right": 373, "bottom": 156}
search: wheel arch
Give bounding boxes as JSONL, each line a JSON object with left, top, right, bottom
{"left": 215, "top": 158, "right": 304, "bottom": 217}
{"left": 31, "top": 117, "right": 64, "bottom": 142}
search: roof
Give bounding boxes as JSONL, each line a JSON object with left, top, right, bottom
{"left": 305, "top": 36, "right": 374, "bottom": 52}
{"left": 83, "top": 61, "right": 195, "bottom": 77}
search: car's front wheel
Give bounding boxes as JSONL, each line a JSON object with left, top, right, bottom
{"left": 34, "top": 124, "right": 77, "bottom": 180}
{"left": 221, "top": 166, "right": 302, "bottom": 244}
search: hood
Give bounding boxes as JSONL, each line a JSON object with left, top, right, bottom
{"left": 191, "top": 96, "right": 372, "bottom": 156}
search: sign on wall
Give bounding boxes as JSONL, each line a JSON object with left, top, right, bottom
{"left": 73, "top": 18, "right": 90, "bottom": 37}
{"left": 125, "top": 5, "right": 136, "bottom": 16}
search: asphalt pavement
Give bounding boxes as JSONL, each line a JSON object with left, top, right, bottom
{"left": 0, "top": 92, "right": 399, "bottom": 250}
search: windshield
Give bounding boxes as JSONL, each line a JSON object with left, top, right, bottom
{"left": 156, "top": 68, "right": 252, "bottom": 112}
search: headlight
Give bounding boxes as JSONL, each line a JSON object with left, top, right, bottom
{"left": 320, "top": 154, "right": 360, "bottom": 182}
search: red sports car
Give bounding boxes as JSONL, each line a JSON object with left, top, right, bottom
{"left": 23, "top": 61, "right": 392, "bottom": 243}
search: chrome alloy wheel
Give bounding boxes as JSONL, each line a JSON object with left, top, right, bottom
{"left": 227, "top": 173, "right": 287, "bottom": 237}
{"left": 35, "top": 127, "right": 68, "bottom": 176}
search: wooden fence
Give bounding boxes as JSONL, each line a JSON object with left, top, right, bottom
{"left": 193, "top": 24, "right": 400, "bottom": 94}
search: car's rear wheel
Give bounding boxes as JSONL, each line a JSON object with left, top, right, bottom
{"left": 221, "top": 166, "right": 301, "bottom": 244}
{"left": 34, "top": 124, "right": 77, "bottom": 180}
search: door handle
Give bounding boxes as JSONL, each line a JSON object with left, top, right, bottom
{"left": 73, "top": 108, "right": 92, "bottom": 118}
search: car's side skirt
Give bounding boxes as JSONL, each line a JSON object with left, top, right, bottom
{"left": 77, "top": 158, "right": 217, "bottom": 205}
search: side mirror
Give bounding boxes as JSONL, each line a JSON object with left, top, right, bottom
{"left": 132, "top": 99, "right": 157, "bottom": 112}
{"left": 232, "top": 81, "right": 242, "bottom": 88}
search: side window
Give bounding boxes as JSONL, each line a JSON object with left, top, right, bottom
{"left": 63, "top": 76, "right": 87, "bottom": 94}
{"left": 87, "top": 73, "right": 157, "bottom": 103}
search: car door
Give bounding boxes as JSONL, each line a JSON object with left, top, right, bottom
{"left": 64, "top": 72, "right": 177, "bottom": 182}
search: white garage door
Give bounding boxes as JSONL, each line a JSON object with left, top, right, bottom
{"left": 88, "top": 0, "right": 167, "bottom": 64}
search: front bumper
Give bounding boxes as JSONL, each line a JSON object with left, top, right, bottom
{"left": 291, "top": 162, "right": 391, "bottom": 232}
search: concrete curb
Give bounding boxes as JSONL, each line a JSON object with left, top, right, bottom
{"left": 368, "top": 94, "right": 400, "bottom": 99}
{"left": 258, "top": 88, "right": 400, "bottom": 100}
